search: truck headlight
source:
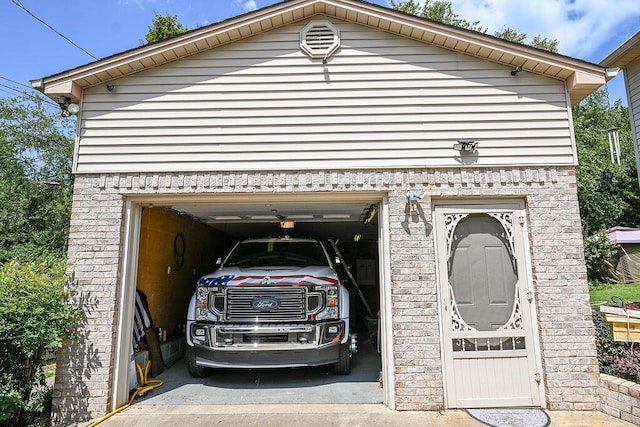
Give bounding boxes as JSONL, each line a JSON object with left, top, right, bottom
{"left": 315, "top": 285, "right": 339, "bottom": 320}
{"left": 195, "top": 286, "right": 218, "bottom": 321}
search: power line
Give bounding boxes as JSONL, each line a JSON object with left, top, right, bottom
{"left": 0, "top": 82, "right": 29, "bottom": 97}
{"left": 0, "top": 75, "right": 58, "bottom": 106}
{"left": 10, "top": 0, "right": 98, "bottom": 60}
{"left": 0, "top": 75, "right": 33, "bottom": 90}
{"left": 0, "top": 88, "right": 20, "bottom": 98}
{"left": 0, "top": 82, "right": 59, "bottom": 107}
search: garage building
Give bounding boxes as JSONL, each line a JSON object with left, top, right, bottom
{"left": 32, "top": 0, "right": 612, "bottom": 424}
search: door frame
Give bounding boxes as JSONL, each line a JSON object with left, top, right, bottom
{"left": 111, "top": 191, "right": 395, "bottom": 410}
{"left": 433, "top": 198, "right": 545, "bottom": 409}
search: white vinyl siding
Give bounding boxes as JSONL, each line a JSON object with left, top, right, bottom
{"left": 77, "top": 19, "right": 573, "bottom": 174}
{"left": 626, "top": 58, "right": 640, "bottom": 182}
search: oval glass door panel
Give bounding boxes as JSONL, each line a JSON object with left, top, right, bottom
{"left": 449, "top": 214, "right": 517, "bottom": 331}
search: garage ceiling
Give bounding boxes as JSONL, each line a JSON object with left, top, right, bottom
{"left": 167, "top": 201, "right": 379, "bottom": 241}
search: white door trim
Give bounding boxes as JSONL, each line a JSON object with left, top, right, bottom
{"left": 379, "top": 195, "right": 395, "bottom": 408}
{"left": 433, "top": 199, "right": 544, "bottom": 408}
{"left": 112, "top": 199, "right": 142, "bottom": 410}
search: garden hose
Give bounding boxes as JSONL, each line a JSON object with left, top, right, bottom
{"left": 87, "top": 360, "right": 163, "bottom": 426}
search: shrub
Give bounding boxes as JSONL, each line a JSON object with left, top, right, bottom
{"left": 593, "top": 308, "right": 640, "bottom": 383}
{"left": 0, "top": 260, "right": 81, "bottom": 426}
{"left": 583, "top": 230, "right": 619, "bottom": 282}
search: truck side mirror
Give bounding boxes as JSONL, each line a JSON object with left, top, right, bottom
{"left": 215, "top": 257, "right": 222, "bottom": 266}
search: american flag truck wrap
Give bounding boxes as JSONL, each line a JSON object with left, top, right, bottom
{"left": 186, "top": 237, "right": 356, "bottom": 376}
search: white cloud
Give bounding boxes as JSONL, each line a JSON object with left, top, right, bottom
{"left": 389, "top": 0, "right": 640, "bottom": 59}
{"left": 234, "top": 0, "right": 258, "bottom": 13}
{"left": 118, "top": 0, "right": 163, "bottom": 7}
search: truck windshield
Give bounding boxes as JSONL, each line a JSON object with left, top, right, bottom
{"left": 225, "top": 241, "right": 329, "bottom": 267}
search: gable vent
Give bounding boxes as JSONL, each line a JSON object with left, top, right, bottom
{"left": 300, "top": 21, "right": 340, "bottom": 59}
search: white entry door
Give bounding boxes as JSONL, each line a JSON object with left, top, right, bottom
{"left": 434, "top": 202, "right": 542, "bottom": 408}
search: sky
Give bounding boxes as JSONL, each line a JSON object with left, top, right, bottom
{"left": 0, "top": 0, "right": 638, "bottom": 107}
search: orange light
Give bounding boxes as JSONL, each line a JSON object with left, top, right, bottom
{"left": 327, "top": 297, "right": 338, "bottom": 306}
{"left": 197, "top": 300, "right": 207, "bottom": 308}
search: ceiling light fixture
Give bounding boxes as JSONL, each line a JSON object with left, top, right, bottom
{"left": 323, "top": 214, "right": 351, "bottom": 219}
{"left": 280, "top": 220, "right": 295, "bottom": 229}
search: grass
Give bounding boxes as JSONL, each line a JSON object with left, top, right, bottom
{"left": 589, "top": 282, "right": 640, "bottom": 307}
{"left": 44, "top": 363, "right": 56, "bottom": 379}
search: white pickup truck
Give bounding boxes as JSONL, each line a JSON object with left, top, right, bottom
{"left": 186, "top": 237, "right": 356, "bottom": 376}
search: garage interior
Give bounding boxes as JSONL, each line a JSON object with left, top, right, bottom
{"left": 131, "top": 198, "right": 384, "bottom": 404}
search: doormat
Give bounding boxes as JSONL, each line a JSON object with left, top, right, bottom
{"left": 466, "top": 408, "right": 550, "bottom": 427}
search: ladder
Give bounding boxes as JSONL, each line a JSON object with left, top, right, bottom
{"left": 329, "top": 239, "right": 374, "bottom": 318}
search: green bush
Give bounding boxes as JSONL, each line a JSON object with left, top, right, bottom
{"left": 583, "top": 230, "right": 619, "bottom": 282}
{"left": 593, "top": 309, "right": 640, "bottom": 383}
{"left": 0, "top": 260, "right": 81, "bottom": 426}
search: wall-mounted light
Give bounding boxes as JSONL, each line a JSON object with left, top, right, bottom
{"left": 405, "top": 190, "right": 423, "bottom": 212}
{"left": 453, "top": 139, "right": 478, "bottom": 153}
{"left": 510, "top": 65, "right": 522, "bottom": 76}
{"left": 57, "top": 96, "right": 80, "bottom": 117}
{"left": 106, "top": 84, "right": 115, "bottom": 91}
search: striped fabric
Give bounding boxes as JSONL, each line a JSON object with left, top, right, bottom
{"left": 132, "top": 290, "right": 152, "bottom": 349}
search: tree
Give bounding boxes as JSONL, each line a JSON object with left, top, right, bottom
{"left": 390, "top": 0, "right": 485, "bottom": 32}
{"left": 573, "top": 88, "right": 640, "bottom": 236}
{"left": 491, "top": 28, "right": 559, "bottom": 53}
{"left": 144, "top": 12, "right": 188, "bottom": 44}
{"left": 0, "top": 97, "right": 74, "bottom": 261}
{"left": 391, "top": 0, "right": 559, "bottom": 52}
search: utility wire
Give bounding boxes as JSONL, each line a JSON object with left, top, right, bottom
{"left": 0, "top": 82, "right": 31, "bottom": 97}
{"left": 0, "top": 75, "right": 58, "bottom": 106}
{"left": 0, "top": 82, "right": 59, "bottom": 107}
{"left": 0, "top": 75, "right": 33, "bottom": 90}
{"left": 10, "top": 0, "right": 98, "bottom": 60}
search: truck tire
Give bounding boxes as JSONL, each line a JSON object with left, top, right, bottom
{"left": 186, "top": 345, "right": 208, "bottom": 378}
{"left": 334, "top": 342, "right": 351, "bottom": 375}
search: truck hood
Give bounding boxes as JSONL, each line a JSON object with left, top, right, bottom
{"left": 197, "top": 265, "right": 339, "bottom": 288}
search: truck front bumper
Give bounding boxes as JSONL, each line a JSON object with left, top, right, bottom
{"left": 190, "top": 321, "right": 345, "bottom": 368}
{"left": 193, "top": 341, "right": 341, "bottom": 368}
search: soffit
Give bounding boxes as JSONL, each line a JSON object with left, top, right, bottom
{"left": 601, "top": 31, "right": 640, "bottom": 70}
{"left": 34, "top": 0, "right": 608, "bottom": 105}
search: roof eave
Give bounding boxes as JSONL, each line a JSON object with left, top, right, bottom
{"left": 35, "top": 0, "right": 609, "bottom": 105}
{"left": 601, "top": 31, "right": 640, "bottom": 69}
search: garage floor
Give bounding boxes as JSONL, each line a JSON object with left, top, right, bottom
{"left": 137, "top": 340, "right": 383, "bottom": 405}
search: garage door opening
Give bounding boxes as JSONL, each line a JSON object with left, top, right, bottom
{"left": 115, "top": 194, "right": 391, "bottom": 409}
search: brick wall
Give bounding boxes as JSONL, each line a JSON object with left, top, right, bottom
{"left": 52, "top": 166, "right": 598, "bottom": 424}
{"left": 600, "top": 374, "right": 640, "bottom": 424}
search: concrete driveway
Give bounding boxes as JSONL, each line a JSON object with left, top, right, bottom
{"left": 92, "top": 403, "right": 633, "bottom": 427}
{"left": 87, "top": 340, "right": 633, "bottom": 426}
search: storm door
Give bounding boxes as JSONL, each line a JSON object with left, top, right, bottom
{"left": 434, "top": 203, "right": 541, "bottom": 408}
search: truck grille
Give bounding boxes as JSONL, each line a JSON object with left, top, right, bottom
{"left": 225, "top": 287, "right": 307, "bottom": 322}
